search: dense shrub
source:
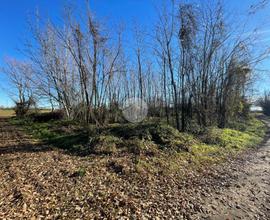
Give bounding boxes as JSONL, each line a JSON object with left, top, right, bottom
{"left": 200, "top": 127, "right": 222, "bottom": 145}
{"left": 14, "top": 99, "right": 34, "bottom": 117}
{"left": 29, "top": 110, "right": 64, "bottom": 122}
{"left": 105, "top": 123, "right": 194, "bottom": 151}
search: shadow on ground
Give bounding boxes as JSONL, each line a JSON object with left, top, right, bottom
{"left": 0, "top": 143, "right": 53, "bottom": 155}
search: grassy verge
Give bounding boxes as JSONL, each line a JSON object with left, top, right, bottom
{"left": 134, "top": 117, "right": 266, "bottom": 175}
{"left": 10, "top": 118, "right": 90, "bottom": 154}
{"left": 10, "top": 115, "right": 267, "bottom": 174}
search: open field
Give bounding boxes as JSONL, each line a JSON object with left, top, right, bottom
{"left": 0, "top": 109, "right": 15, "bottom": 117}
{"left": 0, "top": 109, "right": 52, "bottom": 118}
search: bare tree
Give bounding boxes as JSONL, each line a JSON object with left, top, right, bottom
{"left": 2, "top": 58, "right": 35, "bottom": 116}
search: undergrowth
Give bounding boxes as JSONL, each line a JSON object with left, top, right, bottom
{"left": 10, "top": 114, "right": 267, "bottom": 174}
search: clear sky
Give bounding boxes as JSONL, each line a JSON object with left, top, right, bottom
{"left": 0, "top": 0, "right": 270, "bottom": 107}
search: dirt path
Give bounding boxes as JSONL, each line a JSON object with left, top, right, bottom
{"left": 191, "top": 120, "right": 270, "bottom": 220}
{"left": 0, "top": 117, "right": 269, "bottom": 219}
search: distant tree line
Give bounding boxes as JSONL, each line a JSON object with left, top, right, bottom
{"left": 2, "top": 1, "right": 269, "bottom": 130}
{"left": 259, "top": 92, "right": 270, "bottom": 116}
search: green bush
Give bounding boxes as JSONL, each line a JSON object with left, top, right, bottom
{"left": 89, "top": 135, "right": 122, "bottom": 154}
{"left": 219, "top": 129, "right": 261, "bottom": 150}
{"left": 106, "top": 122, "right": 194, "bottom": 151}
{"left": 200, "top": 127, "right": 222, "bottom": 145}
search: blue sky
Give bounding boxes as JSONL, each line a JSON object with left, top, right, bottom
{"left": 0, "top": 0, "right": 270, "bottom": 107}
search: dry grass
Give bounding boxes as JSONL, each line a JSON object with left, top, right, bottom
{"left": 0, "top": 109, "right": 15, "bottom": 117}
{"left": 0, "top": 109, "right": 51, "bottom": 118}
